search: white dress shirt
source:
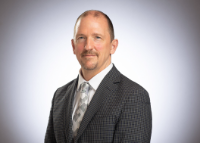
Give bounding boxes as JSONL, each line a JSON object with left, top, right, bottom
{"left": 72, "top": 63, "right": 113, "bottom": 120}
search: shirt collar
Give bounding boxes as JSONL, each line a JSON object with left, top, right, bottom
{"left": 77, "top": 63, "right": 113, "bottom": 91}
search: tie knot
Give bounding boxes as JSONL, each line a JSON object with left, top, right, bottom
{"left": 80, "top": 82, "right": 90, "bottom": 94}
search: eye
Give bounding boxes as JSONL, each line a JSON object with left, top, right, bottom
{"left": 96, "top": 36, "right": 101, "bottom": 39}
{"left": 78, "top": 36, "right": 84, "bottom": 39}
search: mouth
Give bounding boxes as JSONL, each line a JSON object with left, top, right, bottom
{"left": 82, "top": 55, "right": 96, "bottom": 57}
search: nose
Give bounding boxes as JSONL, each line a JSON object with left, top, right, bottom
{"left": 85, "top": 37, "right": 93, "bottom": 50}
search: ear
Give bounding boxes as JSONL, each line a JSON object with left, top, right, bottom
{"left": 71, "top": 39, "right": 76, "bottom": 54}
{"left": 110, "top": 39, "right": 118, "bottom": 55}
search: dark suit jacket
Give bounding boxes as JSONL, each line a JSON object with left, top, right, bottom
{"left": 45, "top": 65, "right": 152, "bottom": 143}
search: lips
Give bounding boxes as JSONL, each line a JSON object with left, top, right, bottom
{"left": 82, "top": 55, "right": 96, "bottom": 58}
{"left": 83, "top": 55, "right": 96, "bottom": 56}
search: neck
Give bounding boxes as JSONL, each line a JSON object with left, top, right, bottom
{"left": 81, "top": 62, "right": 111, "bottom": 81}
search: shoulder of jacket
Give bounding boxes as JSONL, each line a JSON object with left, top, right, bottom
{"left": 54, "top": 78, "right": 76, "bottom": 96}
{"left": 119, "top": 74, "right": 150, "bottom": 103}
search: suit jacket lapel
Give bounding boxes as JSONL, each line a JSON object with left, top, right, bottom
{"left": 75, "top": 65, "right": 121, "bottom": 142}
{"left": 63, "top": 78, "right": 78, "bottom": 143}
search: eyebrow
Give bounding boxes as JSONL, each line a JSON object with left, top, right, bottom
{"left": 76, "top": 34, "right": 85, "bottom": 37}
{"left": 92, "top": 33, "right": 104, "bottom": 37}
{"left": 76, "top": 33, "right": 104, "bottom": 38}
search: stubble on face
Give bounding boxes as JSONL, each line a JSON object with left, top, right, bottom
{"left": 80, "top": 49, "right": 99, "bottom": 70}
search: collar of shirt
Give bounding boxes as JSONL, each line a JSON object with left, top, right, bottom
{"left": 77, "top": 63, "right": 113, "bottom": 91}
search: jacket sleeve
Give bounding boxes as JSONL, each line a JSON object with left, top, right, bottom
{"left": 45, "top": 91, "right": 57, "bottom": 143}
{"left": 113, "top": 89, "right": 152, "bottom": 143}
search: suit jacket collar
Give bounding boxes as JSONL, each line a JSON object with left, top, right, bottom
{"left": 74, "top": 65, "right": 121, "bottom": 142}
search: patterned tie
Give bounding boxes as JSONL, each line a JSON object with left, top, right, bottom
{"left": 72, "top": 82, "right": 90, "bottom": 137}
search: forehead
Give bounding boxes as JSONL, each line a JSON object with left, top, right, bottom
{"left": 75, "top": 14, "right": 109, "bottom": 35}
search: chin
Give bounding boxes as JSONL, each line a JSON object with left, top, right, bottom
{"left": 82, "top": 62, "right": 97, "bottom": 70}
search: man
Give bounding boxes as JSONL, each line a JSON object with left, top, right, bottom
{"left": 45, "top": 10, "right": 152, "bottom": 143}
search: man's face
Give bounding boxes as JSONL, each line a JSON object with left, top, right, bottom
{"left": 72, "top": 15, "right": 116, "bottom": 73}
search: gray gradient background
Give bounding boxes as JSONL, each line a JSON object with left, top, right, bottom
{"left": 0, "top": 1, "right": 200, "bottom": 143}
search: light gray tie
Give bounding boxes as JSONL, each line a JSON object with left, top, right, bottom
{"left": 72, "top": 82, "right": 90, "bottom": 137}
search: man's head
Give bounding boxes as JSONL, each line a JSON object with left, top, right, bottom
{"left": 71, "top": 10, "right": 118, "bottom": 79}
{"left": 73, "top": 10, "right": 115, "bottom": 42}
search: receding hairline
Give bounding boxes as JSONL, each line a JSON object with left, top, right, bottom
{"left": 73, "top": 10, "right": 115, "bottom": 41}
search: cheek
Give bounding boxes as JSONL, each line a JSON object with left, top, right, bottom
{"left": 95, "top": 43, "right": 111, "bottom": 55}
{"left": 75, "top": 44, "right": 85, "bottom": 53}
{"left": 94, "top": 43, "right": 104, "bottom": 52}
